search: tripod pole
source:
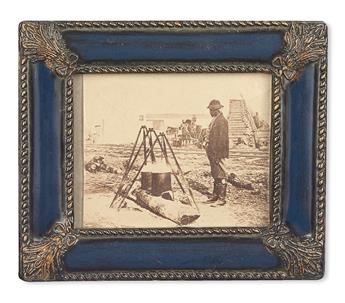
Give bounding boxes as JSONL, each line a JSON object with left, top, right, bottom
{"left": 158, "top": 132, "right": 186, "bottom": 194}
{"left": 116, "top": 137, "right": 160, "bottom": 210}
{"left": 110, "top": 128, "right": 147, "bottom": 208}
{"left": 162, "top": 133, "right": 199, "bottom": 211}
{"left": 148, "top": 129, "right": 156, "bottom": 163}
{"left": 143, "top": 127, "right": 147, "bottom": 165}
{"left": 126, "top": 126, "right": 145, "bottom": 173}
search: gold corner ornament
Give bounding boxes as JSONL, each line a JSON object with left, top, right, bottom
{"left": 273, "top": 22, "right": 327, "bottom": 82}
{"left": 21, "top": 220, "right": 78, "bottom": 281}
{"left": 20, "top": 22, "right": 78, "bottom": 78}
{"left": 262, "top": 225, "right": 323, "bottom": 277}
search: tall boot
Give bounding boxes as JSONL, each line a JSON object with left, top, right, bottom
{"left": 218, "top": 183, "right": 227, "bottom": 205}
{"left": 205, "top": 181, "right": 219, "bottom": 203}
{"left": 211, "top": 179, "right": 227, "bottom": 206}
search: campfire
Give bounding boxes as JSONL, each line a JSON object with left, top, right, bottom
{"left": 110, "top": 126, "right": 200, "bottom": 225}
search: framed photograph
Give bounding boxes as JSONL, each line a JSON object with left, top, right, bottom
{"left": 18, "top": 21, "right": 327, "bottom": 281}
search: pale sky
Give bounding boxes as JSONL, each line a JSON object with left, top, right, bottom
{"left": 82, "top": 73, "right": 272, "bottom": 144}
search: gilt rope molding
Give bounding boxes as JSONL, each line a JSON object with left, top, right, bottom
{"left": 19, "top": 21, "right": 326, "bottom": 280}
{"left": 56, "top": 20, "right": 290, "bottom": 29}
{"left": 62, "top": 269, "right": 288, "bottom": 281}
{"left": 76, "top": 64, "right": 272, "bottom": 74}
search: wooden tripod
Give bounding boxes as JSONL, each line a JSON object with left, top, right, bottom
{"left": 109, "top": 126, "right": 198, "bottom": 211}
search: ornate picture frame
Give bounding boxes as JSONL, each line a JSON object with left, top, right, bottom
{"left": 18, "top": 21, "right": 327, "bottom": 281}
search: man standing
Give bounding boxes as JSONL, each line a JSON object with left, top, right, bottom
{"left": 204, "top": 100, "right": 229, "bottom": 205}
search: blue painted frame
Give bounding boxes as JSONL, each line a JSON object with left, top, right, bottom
{"left": 20, "top": 21, "right": 327, "bottom": 280}
{"left": 63, "top": 31, "right": 283, "bottom": 62}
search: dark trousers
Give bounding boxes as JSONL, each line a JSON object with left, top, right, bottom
{"left": 207, "top": 154, "right": 227, "bottom": 180}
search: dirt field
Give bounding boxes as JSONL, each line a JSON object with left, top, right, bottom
{"left": 82, "top": 144, "right": 270, "bottom": 228}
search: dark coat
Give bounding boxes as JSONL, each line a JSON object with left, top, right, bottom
{"left": 207, "top": 113, "right": 229, "bottom": 159}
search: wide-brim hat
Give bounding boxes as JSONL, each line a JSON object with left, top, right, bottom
{"left": 207, "top": 99, "right": 224, "bottom": 110}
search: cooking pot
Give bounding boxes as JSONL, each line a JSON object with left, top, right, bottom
{"left": 151, "top": 172, "right": 172, "bottom": 196}
{"left": 141, "top": 172, "right": 152, "bottom": 190}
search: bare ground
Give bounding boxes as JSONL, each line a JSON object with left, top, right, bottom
{"left": 82, "top": 144, "right": 270, "bottom": 228}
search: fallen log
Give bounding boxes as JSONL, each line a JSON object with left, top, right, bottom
{"left": 133, "top": 189, "right": 200, "bottom": 225}
{"left": 186, "top": 178, "right": 212, "bottom": 196}
{"left": 227, "top": 173, "right": 254, "bottom": 190}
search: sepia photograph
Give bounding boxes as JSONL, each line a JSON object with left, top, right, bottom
{"left": 74, "top": 73, "right": 272, "bottom": 229}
